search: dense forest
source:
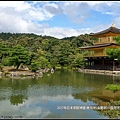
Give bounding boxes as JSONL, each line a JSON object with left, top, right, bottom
{"left": 0, "top": 32, "right": 97, "bottom": 72}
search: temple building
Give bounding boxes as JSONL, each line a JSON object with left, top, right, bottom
{"left": 80, "top": 23, "right": 120, "bottom": 71}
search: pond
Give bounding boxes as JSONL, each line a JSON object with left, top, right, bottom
{"left": 0, "top": 69, "right": 120, "bottom": 119}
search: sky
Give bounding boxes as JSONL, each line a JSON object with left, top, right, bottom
{"left": 0, "top": 1, "right": 120, "bottom": 39}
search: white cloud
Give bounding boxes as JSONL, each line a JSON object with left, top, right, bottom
{"left": 40, "top": 27, "right": 92, "bottom": 39}
{"left": 0, "top": 1, "right": 53, "bottom": 34}
{"left": 0, "top": 94, "right": 74, "bottom": 118}
{"left": 89, "top": 1, "right": 120, "bottom": 16}
{"left": 43, "top": 3, "right": 62, "bottom": 15}
{"left": 0, "top": 1, "right": 31, "bottom": 11}
{"left": 0, "top": 1, "right": 120, "bottom": 38}
{"left": 114, "top": 17, "right": 120, "bottom": 28}
{"left": 26, "top": 107, "right": 51, "bottom": 118}
{"left": 62, "top": 2, "right": 90, "bottom": 24}
{"left": 85, "top": 1, "right": 113, "bottom": 6}
{"left": 0, "top": 2, "right": 93, "bottom": 39}
{"left": 0, "top": 99, "right": 51, "bottom": 118}
{"left": 0, "top": 8, "right": 29, "bottom": 33}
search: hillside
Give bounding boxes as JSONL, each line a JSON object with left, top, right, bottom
{"left": 0, "top": 32, "right": 97, "bottom": 74}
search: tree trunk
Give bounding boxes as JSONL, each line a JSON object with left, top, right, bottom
{"left": 0, "top": 54, "right": 3, "bottom": 63}
{"left": 16, "top": 63, "right": 21, "bottom": 70}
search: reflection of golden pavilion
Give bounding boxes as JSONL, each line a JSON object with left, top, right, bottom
{"left": 80, "top": 23, "right": 120, "bottom": 71}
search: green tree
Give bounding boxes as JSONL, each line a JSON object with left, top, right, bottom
{"left": 106, "top": 36, "right": 120, "bottom": 61}
{"left": 0, "top": 32, "right": 95, "bottom": 70}
{"left": 41, "top": 38, "right": 60, "bottom": 67}
{"left": 71, "top": 34, "right": 93, "bottom": 48}
{"left": 58, "top": 40, "right": 73, "bottom": 68}
{"left": 106, "top": 48, "right": 120, "bottom": 61}
{"left": 29, "top": 62, "right": 40, "bottom": 72}
{"left": 38, "top": 56, "right": 50, "bottom": 68}
{"left": 72, "top": 53, "right": 84, "bottom": 68}
{"left": 0, "top": 63, "right": 3, "bottom": 72}
{"left": 0, "top": 43, "right": 9, "bottom": 63}
{"left": 8, "top": 44, "right": 30, "bottom": 69}
{"left": 30, "top": 56, "right": 50, "bottom": 72}
{"left": 113, "top": 36, "right": 120, "bottom": 44}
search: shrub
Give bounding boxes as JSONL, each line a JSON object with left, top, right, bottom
{"left": 0, "top": 63, "right": 3, "bottom": 72}
{"left": 105, "top": 84, "right": 120, "bottom": 93}
{"left": 29, "top": 62, "right": 40, "bottom": 72}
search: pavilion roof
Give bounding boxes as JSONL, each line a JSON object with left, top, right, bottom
{"left": 80, "top": 43, "right": 120, "bottom": 49}
{"left": 90, "top": 24, "right": 120, "bottom": 36}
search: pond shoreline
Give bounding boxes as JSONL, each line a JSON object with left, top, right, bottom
{"left": 0, "top": 66, "right": 52, "bottom": 78}
{"left": 78, "top": 68, "right": 120, "bottom": 76}
{"left": 1, "top": 66, "right": 120, "bottom": 78}
{"left": 0, "top": 68, "right": 119, "bottom": 119}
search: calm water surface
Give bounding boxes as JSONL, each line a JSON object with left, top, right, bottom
{"left": 0, "top": 69, "right": 120, "bottom": 119}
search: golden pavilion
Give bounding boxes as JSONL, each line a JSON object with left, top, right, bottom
{"left": 80, "top": 23, "right": 120, "bottom": 71}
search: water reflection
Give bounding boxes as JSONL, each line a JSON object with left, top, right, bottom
{"left": 0, "top": 70, "right": 120, "bottom": 118}
{"left": 10, "top": 95, "right": 27, "bottom": 106}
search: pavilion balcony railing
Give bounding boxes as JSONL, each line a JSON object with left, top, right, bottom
{"left": 83, "top": 53, "right": 107, "bottom": 57}
{"left": 93, "top": 41, "right": 116, "bottom": 45}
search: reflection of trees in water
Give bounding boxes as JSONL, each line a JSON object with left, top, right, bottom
{"left": 73, "top": 93, "right": 86, "bottom": 102}
{"left": 40, "top": 70, "right": 114, "bottom": 89}
{"left": 83, "top": 73, "right": 114, "bottom": 85}
{"left": 10, "top": 95, "right": 28, "bottom": 106}
{"left": 72, "top": 93, "right": 92, "bottom": 103}
{"left": 95, "top": 99, "right": 120, "bottom": 119}
{"left": 112, "top": 76, "right": 120, "bottom": 84}
{"left": 0, "top": 70, "right": 119, "bottom": 108}
{"left": 0, "top": 78, "right": 30, "bottom": 105}
{"left": 0, "top": 70, "right": 116, "bottom": 91}
{"left": 92, "top": 91, "right": 120, "bottom": 119}
{"left": 72, "top": 88, "right": 120, "bottom": 119}
{"left": 96, "top": 109, "right": 120, "bottom": 119}
{"left": 73, "top": 87, "right": 120, "bottom": 105}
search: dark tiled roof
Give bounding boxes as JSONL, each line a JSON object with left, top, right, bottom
{"left": 90, "top": 26, "right": 120, "bottom": 36}
{"left": 80, "top": 43, "right": 120, "bottom": 49}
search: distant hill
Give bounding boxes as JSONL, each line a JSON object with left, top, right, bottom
{"left": 60, "top": 36, "right": 76, "bottom": 41}
{"left": 0, "top": 32, "right": 97, "bottom": 47}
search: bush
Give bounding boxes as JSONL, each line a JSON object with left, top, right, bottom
{"left": 29, "top": 62, "right": 40, "bottom": 72}
{"left": 1, "top": 58, "right": 12, "bottom": 66}
{"left": 105, "top": 84, "right": 120, "bottom": 93}
{"left": 0, "top": 63, "right": 3, "bottom": 72}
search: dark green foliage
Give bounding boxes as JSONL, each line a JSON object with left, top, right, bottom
{"left": 0, "top": 32, "right": 93, "bottom": 69}
{"left": 71, "top": 53, "right": 84, "bottom": 68}
{"left": 96, "top": 99, "right": 120, "bottom": 119}
{"left": 0, "top": 63, "right": 3, "bottom": 72}
{"left": 113, "top": 36, "right": 120, "bottom": 44}
{"left": 29, "top": 56, "right": 50, "bottom": 72}
{"left": 8, "top": 44, "right": 30, "bottom": 69}
{"left": 57, "top": 40, "right": 73, "bottom": 68}
{"left": 106, "top": 36, "right": 120, "bottom": 61}
{"left": 60, "top": 36, "right": 76, "bottom": 41}
{"left": 37, "top": 56, "right": 50, "bottom": 68}
{"left": 1, "top": 57, "right": 12, "bottom": 66}
{"left": 71, "top": 34, "right": 93, "bottom": 48}
{"left": 97, "top": 109, "right": 120, "bottom": 119}
{"left": 0, "top": 43, "right": 10, "bottom": 64}
{"left": 106, "top": 48, "right": 120, "bottom": 61}
{"left": 96, "top": 84, "right": 120, "bottom": 119}
{"left": 29, "top": 62, "right": 40, "bottom": 72}
{"left": 0, "top": 32, "right": 40, "bottom": 41}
